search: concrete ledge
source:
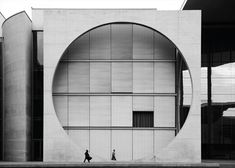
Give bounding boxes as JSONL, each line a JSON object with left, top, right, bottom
{"left": 0, "top": 162, "right": 219, "bottom": 168}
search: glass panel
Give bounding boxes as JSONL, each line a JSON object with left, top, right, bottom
{"left": 53, "top": 96, "right": 68, "bottom": 126}
{"left": 90, "top": 63, "right": 111, "bottom": 92}
{"left": 154, "top": 32, "right": 175, "bottom": 60}
{"left": 111, "top": 24, "right": 132, "bottom": 60}
{"left": 154, "top": 96, "right": 175, "bottom": 127}
{"left": 133, "top": 130, "right": 153, "bottom": 160}
{"left": 112, "top": 96, "right": 132, "bottom": 126}
{"left": 90, "top": 130, "right": 111, "bottom": 161}
{"left": 111, "top": 130, "right": 132, "bottom": 161}
{"left": 133, "top": 25, "right": 153, "bottom": 59}
{"left": 154, "top": 130, "right": 175, "bottom": 154}
{"left": 53, "top": 62, "right": 67, "bottom": 93}
{"left": 67, "top": 33, "right": 89, "bottom": 60}
{"left": 133, "top": 62, "right": 153, "bottom": 93}
{"left": 90, "top": 25, "right": 110, "bottom": 59}
{"left": 90, "top": 96, "right": 110, "bottom": 126}
{"left": 133, "top": 96, "right": 154, "bottom": 111}
{"left": 112, "top": 62, "right": 132, "bottom": 93}
{"left": 68, "top": 62, "right": 89, "bottom": 93}
{"left": 154, "top": 62, "right": 175, "bottom": 93}
{"left": 68, "top": 96, "right": 89, "bottom": 126}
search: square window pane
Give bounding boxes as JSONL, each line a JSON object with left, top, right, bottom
{"left": 90, "top": 63, "right": 111, "bottom": 92}
{"left": 154, "top": 62, "right": 175, "bottom": 93}
{"left": 133, "top": 25, "right": 153, "bottom": 59}
{"left": 133, "top": 63, "right": 153, "bottom": 93}
{"left": 112, "top": 62, "right": 132, "bottom": 92}
{"left": 112, "top": 96, "right": 132, "bottom": 126}
{"left": 111, "top": 24, "right": 132, "bottom": 60}
{"left": 154, "top": 32, "right": 175, "bottom": 60}
{"left": 68, "top": 96, "right": 89, "bottom": 126}
{"left": 90, "top": 96, "right": 110, "bottom": 126}
{"left": 133, "top": 96, "right": 154, "bottom": 111}
{"left": 67, "top": 33, "right": 89, "bottom": 60}
{"left": 90, "top": 25, "right": 110, "bottom": 59}
{"left": 68, "top": 63, "right": 89, "bottom": 93}
{"left": 154, "top": 96, "right": 175, "bottom": 127}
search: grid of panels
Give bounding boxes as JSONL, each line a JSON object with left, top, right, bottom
{"left": 52, "top": 24, "right": 177, "bottom": 160}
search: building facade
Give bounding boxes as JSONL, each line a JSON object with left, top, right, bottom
{"left": 0, "top": 9, "right": 201, "bottom": 162}
{"left": 184, "top": 0, "right": 235, "bottom": 160}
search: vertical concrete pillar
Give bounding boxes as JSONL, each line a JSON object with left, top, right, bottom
{"left": 2, "top": 12, "right": 32, "bottom": 161}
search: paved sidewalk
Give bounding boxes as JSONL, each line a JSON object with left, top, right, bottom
{"left": 0, "top": 162, "right": 219, "bottom": 168}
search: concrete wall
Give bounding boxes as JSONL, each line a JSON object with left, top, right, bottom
{"left": 2, "top": 12, "right": 32, "bottom": 161}
{"left": 34, "top": 9, "right": 201, "bottom": 162}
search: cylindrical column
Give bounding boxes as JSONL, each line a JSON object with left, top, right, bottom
{"left": 2, "top": 12, "right": 32, "bottom": 161}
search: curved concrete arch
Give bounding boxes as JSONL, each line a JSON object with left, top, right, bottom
{"left": 42, "top": 9, "right": 201, "bottom": 162}
{"left": 2, "top": 11, "right": 32, "bottom": 161}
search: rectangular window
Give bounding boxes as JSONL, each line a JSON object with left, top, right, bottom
{"left": 133, "top": 111, "right": 153, "bottom": 127}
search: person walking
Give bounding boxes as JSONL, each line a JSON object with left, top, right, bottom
{"left": 111, "top": 149, "right": 116, "bottom": 161}
{"left": 83, "top": 149, "right": 92, "bottom": 163}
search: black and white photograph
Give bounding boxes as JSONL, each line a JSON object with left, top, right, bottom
{"left": 0, "top": 0, "right": 234, "bottom": 167}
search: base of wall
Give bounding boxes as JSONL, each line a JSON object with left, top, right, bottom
{"left": 0, "top": 162, "right": 219, "bottom": 168}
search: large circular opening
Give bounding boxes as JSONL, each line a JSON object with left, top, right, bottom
{"left": 52, "top": 23, "right": 192, "bottom": 161}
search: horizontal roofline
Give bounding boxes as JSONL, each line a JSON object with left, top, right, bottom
{"left": 31, "top": 7, "right": 158, "bottom": 10}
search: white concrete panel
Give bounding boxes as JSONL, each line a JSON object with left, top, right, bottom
{"left": 90, "top": 130, "right": 111, "bottom": 161}
{"left": 112, "top": 130, "right": 132, "bottom": 161}
{"left": 111, "top": 24, "right": 132, "bottom": 59}
{"left": 133, "top": 63, "right": 153, "bottom": 93}
{"left": 133, "top": 96, "right": 154, "bottom": 111}
{"left": 90, "top": 63, "right": 111, "bottom": 92}
{"left": 53, "top": 96, "right": 68, "bottom": 126}
{"left": 133, "top": 130, "right": 154, "bottom": 160}
{"left": 2, "top": 11, "right": 32, "bottom": 161}
{"left": 68, "top": 62, "right": 89, "bottom": 93}
{"left": 67, "top": 33, "right": 89, "bottom": 60}
{"left": 68, "top": 96, "right": 89, "bottom": 126}
{"left": 112, "top": 62, "right": 132, "bottom": 92}
{"left": 154, "top": 130, "right": 175, "bottom": 154}
{"left": 154, "top": 62, "right": 175, "bottom": 93}
{"left": 154, "top": 32, "right": 175, "bottom": 60}
{"left": 90, "top": 25, "right": 110, "bottom": 59}
{"left": 68, "top": 130, "right": 89, "bottom": 151}
{"left": 90, "top": 96, "right": 110, "bottom": 126}
{"left": 154, "top": 96, "right": 175, "bottom": 127}
{"left": 112, "top": 96, "right": 132, "bottom": 126}
{"left": 133, "top": 24, "right": 154, "bottom": 59}
{"left": 53, "top": 63, "right": 68, "bottom": 93}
